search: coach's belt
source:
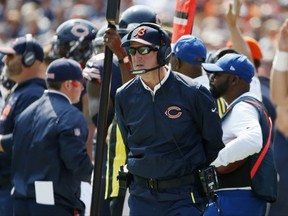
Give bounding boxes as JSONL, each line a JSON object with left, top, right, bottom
{"left": 132, "top": 174, "right": 196, "bottom": 190}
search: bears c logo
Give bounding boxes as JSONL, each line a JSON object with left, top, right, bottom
{"left": 165, "top": 106, "right": 182, "bottom": 119}
{"left": 134, "top": 27, "right": 146, "bottom": 37}
{"left": 71, "top": 24, "right": 89, "bottom": 38}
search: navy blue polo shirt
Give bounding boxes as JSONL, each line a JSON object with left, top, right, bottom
{"left": 0, "top": 78, "right": 46, "bottom": 178}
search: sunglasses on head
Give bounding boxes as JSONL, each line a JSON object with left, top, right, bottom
{"left": 129, "top": 46, "right": 158, "bottom": 56}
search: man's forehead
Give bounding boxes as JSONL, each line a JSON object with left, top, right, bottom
{"left": 129, "top": 41, "right": 147, "bottom": 47}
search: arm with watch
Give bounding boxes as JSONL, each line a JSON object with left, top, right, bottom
{"left": 104, "top": 27, "right": 134, "bottom": 84}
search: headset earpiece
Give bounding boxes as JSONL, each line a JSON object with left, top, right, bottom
{"left": 127, "top": 23, "right": 171, "bottom": 66}
{"left": 22, "top": 34, "right": 36, "bottom": 67}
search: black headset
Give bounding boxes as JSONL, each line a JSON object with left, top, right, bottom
{"left": 22, "top": 34, "right": 36, "bottom": 67}
{"left": 126, "top": 22, "right": 171, "bottom": 66}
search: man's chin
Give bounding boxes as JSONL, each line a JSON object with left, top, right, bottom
{"left": 210, "top": 90, "right": 221, "bottom": 100}
{"left": 72, "top": 99, "right": 80, "bottom": 105}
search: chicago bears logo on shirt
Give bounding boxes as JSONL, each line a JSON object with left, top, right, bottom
{"left": 165, "top": 106, "right": 182, "bottom": 119}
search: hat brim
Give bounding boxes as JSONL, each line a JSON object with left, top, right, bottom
{"left": 202, "top": 63, "right": 225, "bottom": 73}
{"left": 0, "top": 47, "right": 16, "bottom": 55}
{"left": 121, "top": 38, "right": 153, "bottom": 47}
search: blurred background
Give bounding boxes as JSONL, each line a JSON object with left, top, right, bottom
{"left": 0, "top": 0, "right": 287, "bottom": 80}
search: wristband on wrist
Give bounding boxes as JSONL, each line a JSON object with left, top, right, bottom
{"left": 272, "top": 50, "right": 288, "bottom": 72}
{"left": 118, "top": 56, "right": 129, "bottom": 64}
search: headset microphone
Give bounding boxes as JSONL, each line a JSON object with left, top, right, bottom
{"left": 130, "top": 52, "right": 171, "bottom": 75}
{"left": 130, "top": 64, "right": 162, "bottom": 75}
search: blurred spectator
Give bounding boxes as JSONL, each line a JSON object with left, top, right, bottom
{"left": 4, "top": 9, "right": 22, "bottom": 39}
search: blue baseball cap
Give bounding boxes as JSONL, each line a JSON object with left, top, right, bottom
{"left": 46, "top": 58, "right": 83, "bottom": 82}
{"left": 202, "top": 53, "right": 254, "bottom": 83}
{"left": 121, "top": 24, "right": 163, "bottom": 47}
{"left": 172, "top": 35, "right": 206, "bottom": 66}
{"left": 0, "top": 36, "right": 44, "bottom": 62}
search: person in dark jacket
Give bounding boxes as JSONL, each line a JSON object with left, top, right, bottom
{"left": 115, "top": 23, "right": 224, "bottom": 215}
{"left": 11, "top": 58, "right": 93, "bottom": 216}
{"left": 0, "top": 34, "right": 46, "bottom": 216}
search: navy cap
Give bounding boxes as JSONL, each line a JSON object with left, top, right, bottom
{"left": 202, "top": 53, "right": 254, "bottom": 83}
{"left": 172, "top": 35, "right": 206, "bottom": 66}
{"left": 121, "top": 24, "right": 163, "bottom": 47}
{"left": 46, "top": 58, "right": 83, "bottom": 82}
{"left": 0, "top": 36, "right": 44, "bottom": 62}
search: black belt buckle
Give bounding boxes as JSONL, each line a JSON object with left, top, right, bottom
{"left": 147, "top": 178, "right": 158, "bottom": 190}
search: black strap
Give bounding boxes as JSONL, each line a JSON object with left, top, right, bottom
{"left": 132, "top": 174, "right": 195, "bottom": 190}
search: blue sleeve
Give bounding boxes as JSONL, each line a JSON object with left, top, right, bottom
{"left": 58, "top": 112, "right": 93, "bottom": 182}
{"left": 193, "top": 86, "right": 224, "bottom": 165}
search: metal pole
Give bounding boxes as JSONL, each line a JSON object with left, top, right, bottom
{"left": 90, "top": 0, "right": 120, "bottom": 215}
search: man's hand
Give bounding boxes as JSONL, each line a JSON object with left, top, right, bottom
{"left": 103, "top": 27, "right": 127, "bottom": 59}
{"left": 225, "top": 0, "right": 242, "bottom": 28}
{"left": 270, "top": 19, "right": 288, "bottom": 105}
{"left": 278, "top": 19, "right": 288, "bottom": 52}
{"left": 103, "top": 27, "right": 134, "bottom": 83}
{"left": 216, "top": 158, "right": 247, "bottom": 174}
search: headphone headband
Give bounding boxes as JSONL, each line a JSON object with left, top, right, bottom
{"left": 22, "top": 34, "right": 36, "bottom": 67}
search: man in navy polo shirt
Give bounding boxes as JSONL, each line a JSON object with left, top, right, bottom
{"left": 11, "top": 58, "right": 93, "bottom": 216}
{"left": 115, "top": 23, "right": 224, "bottom": 215}
{"left": 0, "top": 34, "right": 46, "bottom": 216}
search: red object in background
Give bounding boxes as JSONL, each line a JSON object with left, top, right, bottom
{"left": 172, "top": 0, "right": 197, "bottom": 43}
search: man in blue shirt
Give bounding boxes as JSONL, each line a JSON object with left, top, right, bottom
{"left": 11, "top": 58, "right": 93, "bottom": 216}
{"left": 0, "top": 34, "right": 46, "bottom": 216}
{"left": 115, "top": 23, "right": 224, "bottom": 215}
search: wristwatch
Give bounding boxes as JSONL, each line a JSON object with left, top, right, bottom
{"left": 118, "top": 56, "right": 129, "bottom": 64}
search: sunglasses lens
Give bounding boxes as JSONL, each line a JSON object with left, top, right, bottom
{"left": 129, "top": 47, "right": 156, "bottom": 56}
{"left": 138, "top": 47, "right": 150, "bottom": 55}
{"left": 129, "top": 48, "right": 136, "bottom": 56}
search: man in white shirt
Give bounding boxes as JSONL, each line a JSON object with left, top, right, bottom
{"left": 202, "top": 53, "right": 277, "bottom": 216}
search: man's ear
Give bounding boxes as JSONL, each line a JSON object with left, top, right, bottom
{"left": 231, "top": 75, "right": 240, "bottom": 86}
{"left": 62, "top": 80, "right": 72, "bottom": 90}
{"left": 176, "top": 58, "right": 182, "bottom": 69}
{"left": 175, "top": 56, "right": 181, "bottom": 70}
